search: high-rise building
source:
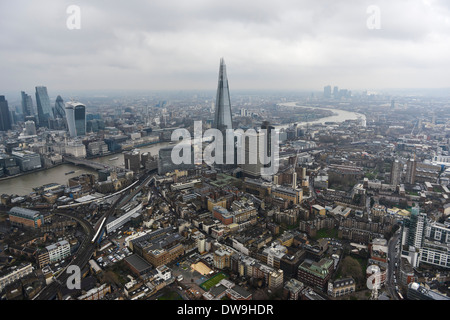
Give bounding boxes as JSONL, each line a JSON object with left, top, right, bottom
{"left": 53, "top": 95, "right": 66, "bottom": 119}
{"left": 213, "top": 58, "right": 233, "bottom": 133}
{"left": 35, "top": 86, "right": 53, "bottom": 127}
{"left": 261, "top": 121, "right": 275, "bottom": 170}
{"left": 65, "top": 101, "right": 86, "bottom": 137}
{"left": 240, "top": 129, "right": 264, "bottom": 178}
{"left": 24, "top": 120, "right": 37, "bottom": 136}
{"left": 157, "top": 145, "right": 194, "bottom": 175}
{"left": 333, "top": 86, "right": 339, "bottom": 99}
{"left": 0, "top": 96, "right": 12, "bottom": 131}
{"left": 405, "top": 158, "right": 417, "bottom": 184}
{"left": 212, "top": 58, "right": 235, "bottom": 167}
{"left": 323, "top": 85, "right": 331, "bottom": 99}
{"left": 402, "top": 206, "right": 426, "bottom": 249}
{"left": 21, "top": 91, "right": 34, "bottom": 117}
{"left": 124, "top": 149, "right": 141, "bottom": 172}
{"left": 390, "top": 159, "right": 402, "bottom": 186}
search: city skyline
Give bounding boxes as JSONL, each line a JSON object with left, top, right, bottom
{"left": 2, "top": 1, "right": 450, "bottom": 305}
{"left": 1, "top": 1, "right": 450, "bottom": 94}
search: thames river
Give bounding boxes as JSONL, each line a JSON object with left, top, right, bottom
{"left": 275, "top": 101, "right": 366, "bottom": 129}
{"left": 0, "top": 141, "right": 171, "bottom": 196}
{"left": 0, "top": 103, "right": 365, "bottom": 196}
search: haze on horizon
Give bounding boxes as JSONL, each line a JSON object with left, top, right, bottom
{"left": 1, "top": 0, "right": 450, "bottom": 95}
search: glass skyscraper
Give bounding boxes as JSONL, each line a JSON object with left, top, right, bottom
{"left": 65, "top": 101, "right": 86, "bottom": 137}
{"left": 53, "top": 95, "right": 66, "bottom": 119}
{"left": 212, "top": 58, "right": 235, "bottom": 167}
{"left": 0, "top": 95, "right": 12, "bottom": 131}
{"left": 21, "top": 91, "right": 34, "bottom": 117}
{"left": 35, "top": 86, "right": 53, "bottom": 127}
{"left": 213, "top": 58, "right": 233, "bottom": 133}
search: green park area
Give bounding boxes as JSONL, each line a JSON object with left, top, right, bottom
{"left": 312, "top": 228, "right": 340, "bottom": 241}
{"left": 200, "top": 272, "right": 227, "bottom": 291}
{"left": 157, "top": 291, "right": 183, "bottom": 300}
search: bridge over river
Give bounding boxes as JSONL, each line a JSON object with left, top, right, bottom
{"left": 63, "top": 155, "right": 131, "bottom": 173}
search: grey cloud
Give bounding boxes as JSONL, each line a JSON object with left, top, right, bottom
{"left": 0, "top": 0, "right": 449, "bottom": 93}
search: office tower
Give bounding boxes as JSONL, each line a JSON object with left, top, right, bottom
{"left": 53, "top": 95, "right": 66, "bottom": 119}
{"left": 405, "top": 158, "right": 416, "bottom": 184}
{"left": 390, "top": 159, "right": 402, "bottom": 186}
{"left": 323, "top": 85, "right": 331, "bottom": 98}
{"left": 240, "top": 129, "right": 264, "bottom": 179}
{"left": 403, "top": 206, "right": 426, "bottom": 249}
{"left": 405, "top": 159, "right": 417, "bottom": 184}
{"left": 0, "top": 96, "right": 12, "bottom": 131}
{"left": 213, "top": 58, "right": 233, "bottom": 133}
{"left": 158, "top": 146, "right": 194, "bottom": 175}
{"left": 391, "top": 99, "right": 395, "bottom": 109}
{"left": 65, "top": 101, "right": 86, "bottom": 137}
{"left": 11, "top": 149, "right": 42, "bottom": 172}
{"left": 24, "top": 120, "right": 37, "bottom": 136}
{"left": 35, "top": 86, "right": 53, "bottom": 127}
{"left": 333, "top": 86, "right": 339, "bottom": 99}
{"left": 10, "top": 110, "right": 17, "bottom": 126}
{"left": 21, "top": 91, "right": 34, "bottom": 117}
{"left": 124, "top": 149, "right": 141, "bottom": 173}
{"left": 260, "top": 120, "right": 276, "bottom": 176}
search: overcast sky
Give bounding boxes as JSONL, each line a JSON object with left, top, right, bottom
{"left": 1, "top": 0, "right": 450, "bottom": 95}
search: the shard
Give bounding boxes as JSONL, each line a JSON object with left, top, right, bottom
{"left": 213, "top": 58, "right": 233, "bottom": 132}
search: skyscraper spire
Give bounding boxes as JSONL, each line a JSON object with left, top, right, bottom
{"left": 214, "top": 58, "right": 233, "bottom": 132}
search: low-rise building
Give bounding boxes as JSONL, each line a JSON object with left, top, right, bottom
{"left": 0, "top": 263, "right": 34, "bottom": 292}
{"left": 8, "top": 207, "right": 44, "bottom": 229}
{"left": 327, "top": 277, "right": 355, "bottom": 298}
{"left": 297, "top": 258, "right": 334, "bottom": 291}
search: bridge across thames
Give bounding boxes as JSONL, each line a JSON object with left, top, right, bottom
{"left": 63, "top": 155, "right": 131, "bottom": 173}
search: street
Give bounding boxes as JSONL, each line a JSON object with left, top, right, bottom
{"left": 386, "top": 227, "right": 402, "bottom": 300}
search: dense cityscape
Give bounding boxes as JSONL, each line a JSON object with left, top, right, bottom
{"left": 0, "top": 56, "right": 450, "bottom": 304}
{"left": 2, "top": 3, "right": 450, "bottom": 316}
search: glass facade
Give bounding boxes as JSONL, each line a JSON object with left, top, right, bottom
{"left": 21, "top": 91, "right": 34, "bottom": 117}
{"left": 65, "top": 101, "right": 86, "bottom": 137}
{"left": 74, "top": 104, "right": 86, "bottom": 136}
{"left": 53, "top": 95, "right": 66, "bottom": 119}
{"left": 35, "top": 86, "right": 53, "bottom": 127}
{"left": 0, "top": 95, "right": 11, "bottom": 131}
{"left": 214, "top": 58, "right": 233, "bottom": 132}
